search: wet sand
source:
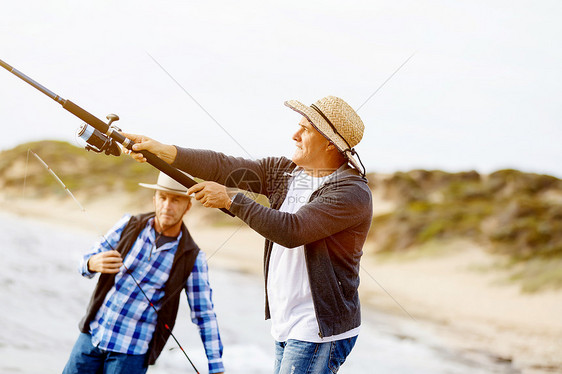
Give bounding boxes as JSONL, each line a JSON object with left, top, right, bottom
{"left": 1, "top": 195, "right": 561, "bottom": 373}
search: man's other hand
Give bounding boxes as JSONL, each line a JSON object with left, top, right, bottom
{"left": 188, "top": 182, "right": 232, "bottom": 209}
{"left": 88, "top": 250, "right": 123, "bottom": 274}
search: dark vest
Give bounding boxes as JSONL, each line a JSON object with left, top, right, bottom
{"left": 79, "top": 212, "right": 200, "bottom": 365}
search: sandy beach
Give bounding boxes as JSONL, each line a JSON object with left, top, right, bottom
{"left": 2, "top": 193, "right": 561, "bottom": 373}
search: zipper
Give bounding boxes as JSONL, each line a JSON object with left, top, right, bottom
{"left": 303, "top": 245, "right": 325, "bottom": 339}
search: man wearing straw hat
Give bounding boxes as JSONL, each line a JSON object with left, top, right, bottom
{"left": 126, "top": 95, "right": 372, "bottom": 373}
{"left": 62, "top": 172, "right": 224, "bottom": 374}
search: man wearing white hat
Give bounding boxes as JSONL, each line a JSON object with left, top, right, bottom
{"left": 62, "top": 172, "right": 224, "bottom": 374}
{"left": 126, "top": 95, "right": 372, "bottom": 373}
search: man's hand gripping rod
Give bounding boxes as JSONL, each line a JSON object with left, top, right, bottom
{"left": 0, "top": 59, "right": 234, "bottom": 217}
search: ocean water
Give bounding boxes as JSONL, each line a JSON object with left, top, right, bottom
{"left": 0, "top": 212, "right": 519, "bottom": 374}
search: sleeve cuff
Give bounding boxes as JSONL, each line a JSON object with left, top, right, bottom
{"left": 79, "top": 256, "right": 95, "bottom": 279}
{"left": 229, "top": 192, "right": 251, "bottom": 213}
{"left": 208, "top": 358, "right": 225, "bottom": 373}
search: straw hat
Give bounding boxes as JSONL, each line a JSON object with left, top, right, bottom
{"left": 139, "top": 171, "right": 192, "bottom": 196}
{"left": 284, "top": 96, "right": 365, "bottom": 175}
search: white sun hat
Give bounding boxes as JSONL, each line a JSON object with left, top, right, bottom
{"left": 138, "top": 171, "right": 192, "bottom": 196}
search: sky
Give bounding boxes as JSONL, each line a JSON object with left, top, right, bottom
{"left": 1, "top": 0, "right": 561, "bottom": 177}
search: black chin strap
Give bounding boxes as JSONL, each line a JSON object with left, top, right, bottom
{"left": 345, "top": 147, "right": 367, "bottom": 177}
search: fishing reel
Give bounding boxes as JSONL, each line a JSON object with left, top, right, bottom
{"left": 77, "top": 114, "right": 122, "bottom": 156}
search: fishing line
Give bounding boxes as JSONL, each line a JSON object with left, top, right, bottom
{"left": 356, "top": 51, "right": 416, "bottom": 112}
{"left": 27, "top": 149, "right": 86, "bottom": 211}
{"left": 24, "top": 149, "right": 200, "bottom": 373}
{"left": 23, "top": 149, "right": 30, "bottom": 198}
{"left": 146, "top": 52, "right": 255, "bottom": 160}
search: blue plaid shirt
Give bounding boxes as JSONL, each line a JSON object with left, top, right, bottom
{"left": 80, "top": 214, "right": 224, "bottom": 373}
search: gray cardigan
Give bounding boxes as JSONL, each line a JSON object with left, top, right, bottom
{"left": 173, "top": 148, "right": 373, "bottom": 338}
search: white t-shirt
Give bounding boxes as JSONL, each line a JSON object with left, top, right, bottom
{"left": 267, "top": 170, "right": 361, "bottom": 343}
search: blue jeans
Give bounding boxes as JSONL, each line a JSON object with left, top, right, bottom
{"left": 62, "top": 332, "right": 148, "bottom": 374}
{"left": 274, "top": 336, "right": 358, "bottom": 374}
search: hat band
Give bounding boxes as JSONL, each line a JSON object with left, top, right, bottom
{"left": 310, "top": 103, "right": 366, "bottom": 177}
{"left": 157, "top": 183, "right": 188, "bottom": 193}
{"left": 310, "top": 104, "right": 353, "bottom": 150}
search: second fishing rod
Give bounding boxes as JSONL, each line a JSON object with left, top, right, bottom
{"left": 27, "top": 149, "right": 202, "bottom": 373}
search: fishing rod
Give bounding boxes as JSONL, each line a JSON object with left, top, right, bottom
{"left": 26, "top": 148, "right": 201, "bottom": 373}
{"left": 0, "top": 58, "right": 234, "bottom": 217}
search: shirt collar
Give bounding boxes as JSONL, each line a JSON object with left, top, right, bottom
{"left": 147, "top": 217, "right": 182, "bottom": 252}
{"left": 286, "top": 163, "right": 350, "bottom": 182}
